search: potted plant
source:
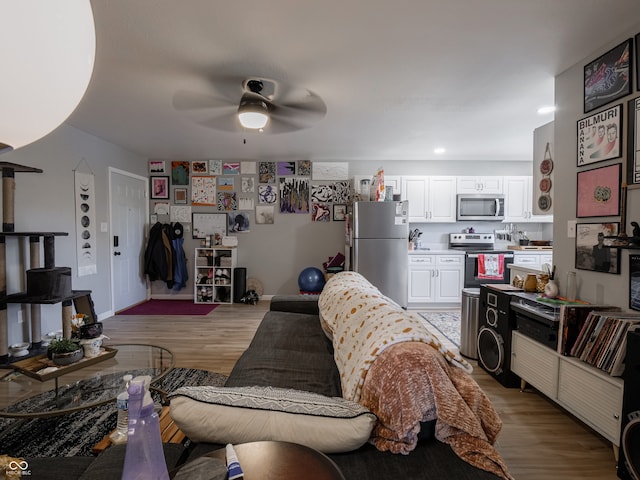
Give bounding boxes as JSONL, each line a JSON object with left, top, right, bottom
{"left": 47, "top": 337, "right": 84, "bottom": 365}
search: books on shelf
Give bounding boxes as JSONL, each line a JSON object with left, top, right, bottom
{"left": 567, "top": 310, "right": 640, "bottom": 376}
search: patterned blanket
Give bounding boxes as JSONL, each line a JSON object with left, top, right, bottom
{"left": 318, "top": 271, "right": 513, "bottom": 480}
{"left": 318, "top": 271, "right": 472, "bottom": 401}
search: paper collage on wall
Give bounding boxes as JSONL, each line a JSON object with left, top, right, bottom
{"left": 74, "top": 171, "right": 97, "bottom": 276}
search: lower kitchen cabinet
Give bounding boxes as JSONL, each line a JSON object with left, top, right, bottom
{"left": 408, "top": 254, "right": 464, "bottom": 306}
{"left": 511, "top": 331, "right": 623, "bottom": 447}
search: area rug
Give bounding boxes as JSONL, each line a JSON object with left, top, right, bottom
{"left": 418, "top": 311, "right": 461, "bottom": 347}
{"left": 118, "top": 299, "right": 218, "bottom": 316}
{"left": 0, "top": 368, "right": 227, "bottom": 458}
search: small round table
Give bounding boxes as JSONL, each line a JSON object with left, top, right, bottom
{"left": 173, "top": 441, "right": 345, "bottom": 480}
{"left": 0, "top": 343, "right": 174, "bottom": 418}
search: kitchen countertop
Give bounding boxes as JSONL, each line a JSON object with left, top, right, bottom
{"left": 409, "top": 249, "right": 463, "bottom": 255}
{"left": 507, "top": 245, "right": 553, "bottom": 251}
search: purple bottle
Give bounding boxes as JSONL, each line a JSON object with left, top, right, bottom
{"left": 121, "top": 376, "right": 169, "bottom": 480}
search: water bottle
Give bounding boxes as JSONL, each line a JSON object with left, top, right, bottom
{"left": 110, "top": 374, "right": 133, "bottom": 445}
{"left": 122, "top": 376, "right": 169, "bottom": 480}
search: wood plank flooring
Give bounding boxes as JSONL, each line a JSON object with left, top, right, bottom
{"left": 9, "top": 301, "right": 621, "bottom": 479}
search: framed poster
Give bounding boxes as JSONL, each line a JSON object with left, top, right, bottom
{"left": 174, "top": 187, "right": 188, "bottom": 204}
{"left": 192, "top": 212, "right": 227, "bottom": 240}
{"left": 191, "top": 161, "right": 208, "bottom": 175}
{"left": 575, "top": 222, "right": 620, "bottom": 274}
{"left": 628, "top": 96, "right": 640, "bottom": 185}
{"left": 577, "top": 104, "right": 622, "bottom": 166}
{"left": 576, "top": 163, "right": 621, "bottom": 217}
{"left": 584, "top": 38, "right": 633, "bottom": 113}
{"left": 149, "top": 160, "right": 165, "bottom": 175}
{"left": 333, "top": 204, "right": 347, "bottom": 221}
{"left": 630, "top": 255, "right": 640, "bottom": 311}
{"left": 150, "top": 176, "right": 169, "bottom": 199}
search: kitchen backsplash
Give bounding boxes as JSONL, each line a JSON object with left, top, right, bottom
{"left": 408, "top": 221, "right": 552, "bottom": 250}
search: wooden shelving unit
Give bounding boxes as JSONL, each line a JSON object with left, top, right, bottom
{"left": 194, "top": 247, "right": 236, "bottom": 304}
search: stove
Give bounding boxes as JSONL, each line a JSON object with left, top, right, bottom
{"left": 449, "top": 233, "right": 514, "bottom": 288}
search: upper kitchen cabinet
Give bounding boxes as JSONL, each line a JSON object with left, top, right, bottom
{"left": 352, "top": 175, "right": 402, "bottom": 201}
{"left": 401, "top": 176, "right": 456, "bottom": 222}
{"left": 503, "top": 176, "right": 553, "bottom": 223}
{"left": 456, "top": 177, "right": 503, "bottom": 194}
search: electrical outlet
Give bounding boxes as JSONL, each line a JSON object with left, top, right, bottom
{"left": 567, "top": 220, "right": 577, "bottom": 238}
{"left": 17, "top": 310, "right": 23, "bottom": 324}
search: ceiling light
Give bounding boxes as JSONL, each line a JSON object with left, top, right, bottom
{"left": 434, "top": 147, "right": 446, "bottom": 155}
{"left": 0, "top": 0, "right": 96, "bottom": 153}
{"left": 238, "top": 95, "right": 269, "bottom": 129}
{"left": 537, "top": 105, "right": 556, "bottom": 115}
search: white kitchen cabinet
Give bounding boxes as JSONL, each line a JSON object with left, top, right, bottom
{"left": 456, "top": 176, "right": 503, "bottom": 194}
{"left": 512, "top": 251, "right": 553, "bottom": 270}
{"left": 511, "top": 331, "right": 623, "bottom": 447}
{"left": 408, "top": 253, "right": 463, "bottom": 305}
{"left": 401, "top": 176, "right": 456, "bottom": 223}
{"left": 503, "top": 176, "right": 553, "bottom": 223}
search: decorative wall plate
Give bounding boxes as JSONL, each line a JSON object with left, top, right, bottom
{"left": 539, "top": 177, "right": 552, "bottom": 193}
{"left": 538, "top": 195, "right": 551, "bottom": 211}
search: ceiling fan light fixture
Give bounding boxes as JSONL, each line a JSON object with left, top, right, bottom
{"left": 238, "top": 97, "right": 269, "bottom": 129}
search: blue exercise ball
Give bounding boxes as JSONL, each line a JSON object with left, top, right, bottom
{"left": 298, "top": 267, "right": 326, "bottom": 293}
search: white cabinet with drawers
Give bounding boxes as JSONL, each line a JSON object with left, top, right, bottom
{"left": 511, "top": 330, "right": 623, "bottom": 447}
{"left": 408, "top": 253, "right": 464, "bottom": 306}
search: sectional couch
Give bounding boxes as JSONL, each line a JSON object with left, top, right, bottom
{"left": 21, "top": 272, "right": 512, "bottom": 479}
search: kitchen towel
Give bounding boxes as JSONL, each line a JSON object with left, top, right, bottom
{"left": 477, "top": 254, "right": 505, "bottom": 280}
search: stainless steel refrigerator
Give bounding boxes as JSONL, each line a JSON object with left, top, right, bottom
{"left": 351, "top": 201, "right": 409, "bottom": 308}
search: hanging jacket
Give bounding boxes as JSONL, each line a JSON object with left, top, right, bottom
{"left": 171, "top": 222, "right": 188, "bottom": 291}
{"left": 144, "top": 222, "right": 169, "bottom": 282}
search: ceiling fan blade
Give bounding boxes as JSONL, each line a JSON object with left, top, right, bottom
{"left": 173, "top": 89, "right": 234, "bottom": 111}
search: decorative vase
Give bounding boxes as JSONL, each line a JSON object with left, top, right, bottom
{"left": 524, "top": 273, "right": 538, "bottom": 292}
{"left": 52, "top": 348, "right": 84, "bottom": 366}
{"left": 543, "top": 279, "right": 559, "bottom": 299}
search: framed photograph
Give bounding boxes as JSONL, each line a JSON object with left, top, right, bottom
{"left": 576, "top": 163, "right": 621, "bottom": 217}
{"left": 584, "top": 38, "right": 633, "bottom": 113}
{"left": 150, "top": 176, "right": 169, "bottom": 199}
{"left": 575, "top": 222, "right": 620, "bottom": 274}
{"left": 192, "top": 212, "right": 227, "bottom": 240}
{"left": 149, "top": 160, "right": 165, "bottom": 175}
{"left": 577, "top": 104, "right": 622, "bottom": 166}
{"left": 628, "top": 96, "right": 640, "bottom": 185}
{"left": 333, "top": 204, "right": 347, "bottom": 221}
{"left": 630, "top": 254, "right": 640, "bottom": 311}
{"left": 174, "top": 187, "right": 188, "bottom": 204}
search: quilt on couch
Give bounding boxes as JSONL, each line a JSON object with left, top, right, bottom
{"left": 318, "top": 271, "right": 513, "bottom": 480}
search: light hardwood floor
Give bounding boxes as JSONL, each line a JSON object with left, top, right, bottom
{"left": 103, "top": 302, "right": 619, "bottom": 479}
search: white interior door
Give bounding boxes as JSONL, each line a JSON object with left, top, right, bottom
{"left": 110, "top": 168, "right": 148, "bottom": 311}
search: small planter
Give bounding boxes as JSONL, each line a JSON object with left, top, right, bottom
{"left": 51, "top": 348, "right": 84, "bottom": 366}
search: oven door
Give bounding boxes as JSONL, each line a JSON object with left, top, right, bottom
{"left": 464, "top": 251, "right": 514, "bottom": 288}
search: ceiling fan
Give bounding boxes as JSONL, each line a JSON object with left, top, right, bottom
{"left": 173, "top": 76, "right": 327, "bottom": 134}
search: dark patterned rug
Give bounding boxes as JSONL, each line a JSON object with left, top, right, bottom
{"left": 0, "top": 368, "right": 227, "bottom": 458}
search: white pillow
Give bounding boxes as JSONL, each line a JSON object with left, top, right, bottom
{"left": 169, "top": 385, "right": 376, "bottom": 453}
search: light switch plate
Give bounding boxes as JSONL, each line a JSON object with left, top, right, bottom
{"left": 567, "top": 220, "right": 577, "bottom": 238}
{"left": 100, "top": 222, "right": 108, "bottom": 233}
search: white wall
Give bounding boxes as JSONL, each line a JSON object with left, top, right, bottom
{"left": 1, "top": 124, "right": 147, "bottom": 345}
{"left": 553, "top": 25, "right": 640, "bottom": 306}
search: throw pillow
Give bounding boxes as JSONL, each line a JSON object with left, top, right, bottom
{"left": 168, "top": 385, "right": 377, "bottom": 453}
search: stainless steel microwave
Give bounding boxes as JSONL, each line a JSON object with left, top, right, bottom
{"left": 457, "top": 194, "right": 505, "bottom": 221}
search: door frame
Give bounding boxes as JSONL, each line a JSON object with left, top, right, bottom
{"left": 108, "top": 167, "right": 149, "bottom": 313}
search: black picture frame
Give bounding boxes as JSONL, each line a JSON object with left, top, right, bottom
{"left": 577, "top": 104, "right": 622, "bottom": 167}
{"left": 576, "top": 163, "right": 621, "bottom": 218}
{"left": 630, "top": 254, "right": 640, "bottom": 311}
{"left": 150, "top": 176, "right": 169, "bottom": 199}
{"left": 584, "top": 38, "right": 633, "bottom": 113}
{"left": 637, "top": 33, "right": 640, "bottom": 91}
{"left": 628, "top": 96, "right": 640, "bottom": 185}
{"left": 575, "top": 222, "right": 620, "bottom": 274}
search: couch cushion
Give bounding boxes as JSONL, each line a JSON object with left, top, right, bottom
{"left": 77, "top": 444, "right": 186, "bottom": 480}
{"left": 270, "top": 295, "right": 320, "bottom": 315}
{"left": 169, "top": 385, "right": 376, "bottom": 454}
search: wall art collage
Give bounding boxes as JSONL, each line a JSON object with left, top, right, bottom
{"left": 148, "top": 159, "right": 351, "bottom": 239}
{"left": 577, "top": 33, "right": 640, "bottom": 309}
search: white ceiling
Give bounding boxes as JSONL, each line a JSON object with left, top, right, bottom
{"left": 67, "top": 0, "right": 640, "bottom": 162}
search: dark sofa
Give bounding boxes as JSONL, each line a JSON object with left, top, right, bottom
{"left": 22, "top": 295, "right": 503, "bottom": 479}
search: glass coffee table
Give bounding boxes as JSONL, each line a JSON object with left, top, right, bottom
{"left": 0, "top": 343, "right": 174, "bottom": 418}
